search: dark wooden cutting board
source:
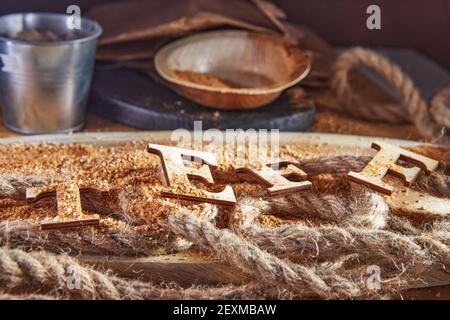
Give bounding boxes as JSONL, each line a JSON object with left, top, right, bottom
{"left": 88, "top": 66, "right": 315, "bottom": 131}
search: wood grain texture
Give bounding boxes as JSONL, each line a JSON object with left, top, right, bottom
{"left": 41, "top": 218, "right": 100, "bottom": 231}
{"left": 80, "top": 252, "right": 449, "bottom": 290}
{"left": 81, "top": 253, "right": 249, "bottom": 286}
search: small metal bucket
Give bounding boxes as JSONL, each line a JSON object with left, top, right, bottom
{"left": 0, "top": 13, "right": 102, "bottom": 134}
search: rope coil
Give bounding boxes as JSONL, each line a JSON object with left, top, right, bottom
{"left": 331, "top": 47, "right": 450, "bottom": 145}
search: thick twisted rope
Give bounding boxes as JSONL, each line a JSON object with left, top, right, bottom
{"left": 0, "top": 193, "right": 445, "bottom": 299}
{"left": 231, "top": 198, "right": 449, "bottom": 267}
{"left": 167, "top": 205, "right": 403, "bottom": 299}
{"left": 0, "top": 190, "right": 387, "bottom": 256}
{"left": 0, "top": 183, "right": 385, "bottom": 256}
{"left": 0, "top": 247, "right": 274, "bottom": 300}
{"left": 331, "top": 48, "right": 450, "bottom": 144}
{"left": 0, "top": 220, "right": 173, "bottom": 257}
{"left": 297, "top": 156, "right": 371, "bottom": 176}
{"left": 431, "top": 87, "right": 450, "bottom": 128}
{"left": 268, "top": 188, "right": 389, "bottom": 229}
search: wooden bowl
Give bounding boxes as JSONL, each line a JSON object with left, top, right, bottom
{"left": 154, "top": 30, "right": 311, "bottom": 110}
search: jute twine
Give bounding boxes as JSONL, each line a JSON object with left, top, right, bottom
{"left": 166, "top": 202, "right": 448, "bottom": 299}
{"left": 0, "top": 219, "right": 174, "bottom": 257}
{"left": 331, "top": 47, "right": 450, "bottom": 145}
{"left": 168, "top": 207, "right": 365, "bottom": 299}
{"left": 231, "top": 197, "right": 449, "bottom": 267}
{"left": 0, "top": 247, "right": 274, "bottom": 300}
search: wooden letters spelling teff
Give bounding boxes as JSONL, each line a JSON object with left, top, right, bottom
{"left": 13, "top": 141, "right": 441, "bottom": 223}
{"left": 147, "top": 144, "right": 236, "bottom": 206}
{"left": 237, "top": 163, "right": 312, "bottom": 197}
{"left": 348, "top": 141, "right": 439, "bottom": 195}
{"left": 26, "top": 180, "right": 109, "bottom": 231}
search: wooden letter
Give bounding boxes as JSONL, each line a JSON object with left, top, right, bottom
{"left": 236, "top": 163, "right": 312, "bottom": 197}
{"left": 348, "top": 141, "right": 439, "bottom": 195}
{"left": 147, "top": 144, "right": 236, "bottom": 206}
{"left": 27, "top": 180, "right": 109, "bottom": 231}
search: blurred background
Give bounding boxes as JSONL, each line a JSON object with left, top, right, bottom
{"left": 0, "top": 0, "right": 448, "bottom": 139}
{"left": 1, "top": 0, "right": 449, "bottom": 68}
